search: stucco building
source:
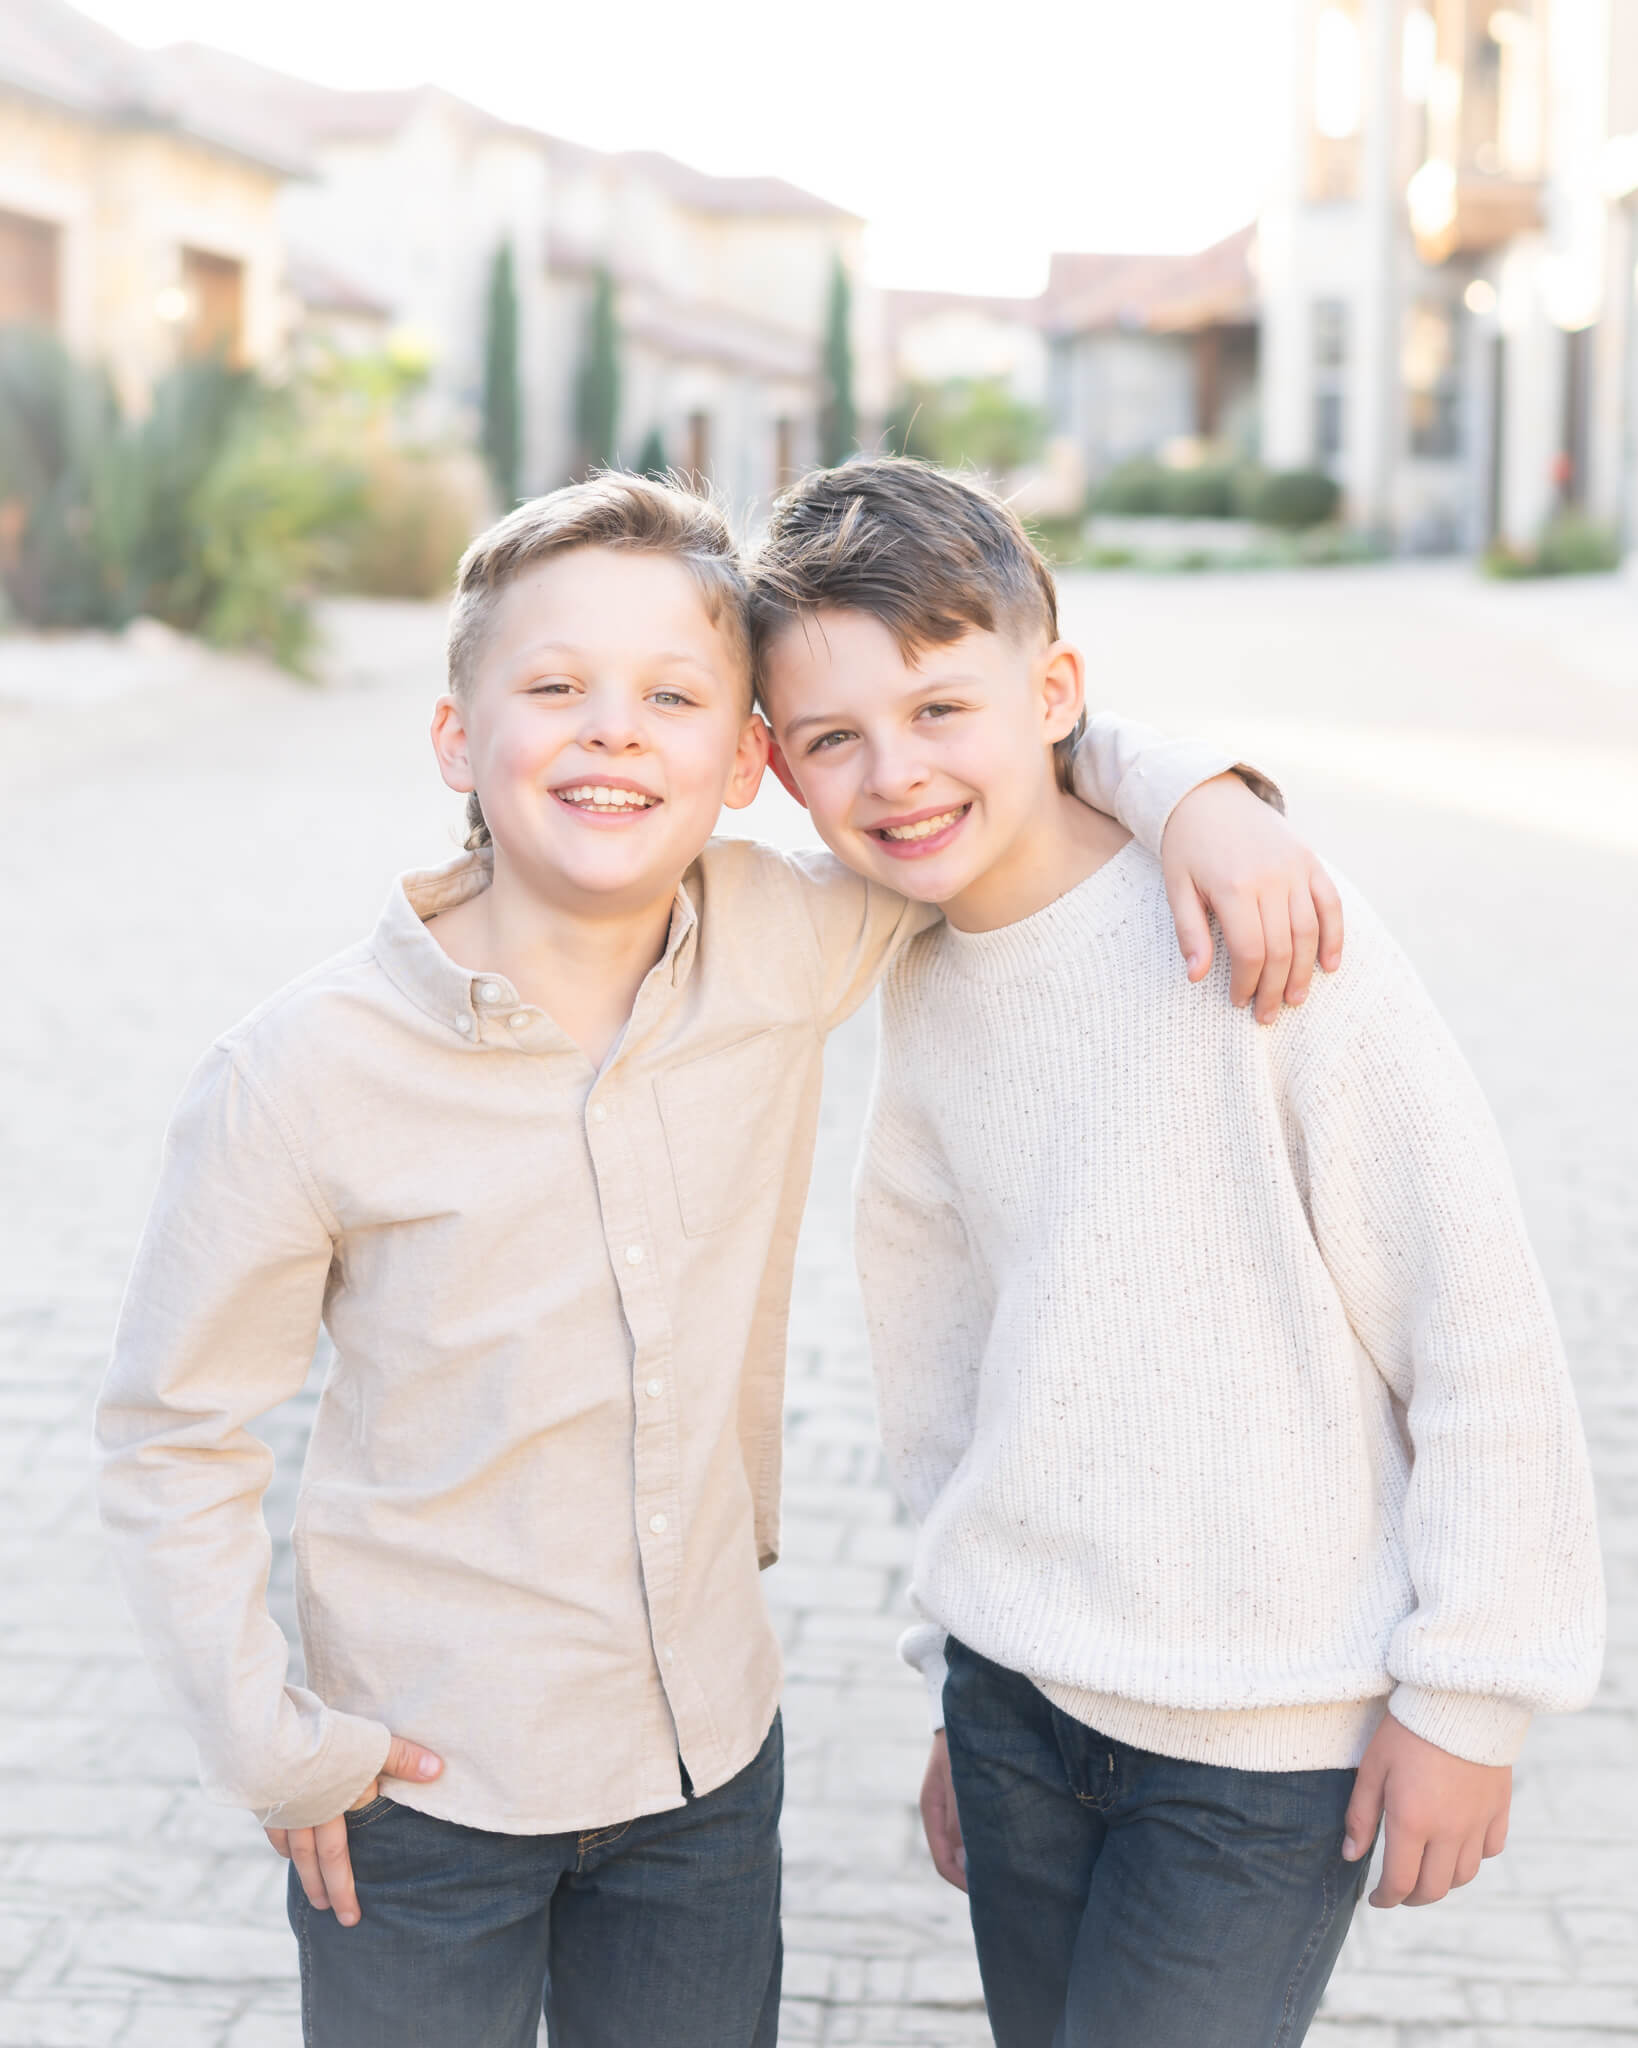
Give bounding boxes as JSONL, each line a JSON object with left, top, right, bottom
{"left": 146, "top": 44, "right": 868, "bottom": 511}
{"left": 1259, "top": 0, "right": 1638, "bottom": 550}
{"left": 0, "top": 0, "right": 299, "bottom": 412}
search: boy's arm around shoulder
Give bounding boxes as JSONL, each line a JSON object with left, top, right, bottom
{"left": 95, "top": 1041, "right": 392, "bottom": 1828}
{"left": 1286, "top": 894, "right": 1604, "bottom": 1764}
{"left": 1071, "top": 712, "right": 1344, "bottom": 1020}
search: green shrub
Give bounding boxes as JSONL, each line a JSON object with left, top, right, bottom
{"left": 0, "top": 332, "right": 374, "bottom": 668}
{"left": 1161, "top": 465, "right": 1238, "bottom": 518}
{"left": 1536, "top": 512, "right": 1620, "bottom": 576}
{"left": 1090, "top": 459, "right": 1169, "bottom": 515}
{"left": 0, "top": 327, "right": 133, "bottom": 627}
{"left": 1483, "top": 513, "right": 1621, "bottom": 579}
{"left": 1242, "top": 467, "right": 1341, "bottom": 532}
{"left": 328, "top": 446, "right": 484, "bottom": 601}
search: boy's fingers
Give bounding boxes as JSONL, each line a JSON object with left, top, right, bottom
{"left": 1482, "top": 1807, "right": 1510, "bottom": 1859}
{"left": 1312, "top": 863, "right": 1345, "bottom": 972}
{"left": 315, "top": 1816, "right": 361, "bottom": 1928}
{"left": 380, "top": 1735, "right": 443, "bottom": 1785}
{"left": 288, "top": 1829, "right": 331, "bottom": 1913}
{"left": 1216, "top": 893, "right": 1266, "bottom": 1008}
{"left": 1341, "top": 1767, "right": 1383, "bottom": 1862}
{"left": 1253, "top": 898, "right": 1294, "bottom": 1024}
{"left": 1405, "top": 1838, "right": 1457, "bottom": 1907}
{"left": 1452, "top": 1836, "right": 1484, "bottom": 1889}
{"left": 264, "top": 1828, "right": 290, "bottom": 1858}
{"left": 1369, "top": 1820, "right": 1424, "bottom": 1908}
{"left": 1284, "top": 889, "right": 1321, "bottom": 1007}
{"left": 1164, "top": 875, "right": 1214, "bottom": 983}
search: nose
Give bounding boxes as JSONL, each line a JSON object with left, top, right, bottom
{"left": 864, "top": 732, "right": 930, "bottom": 805}
{"left": 578, "top": 684, "right": 645, "bottom": 754}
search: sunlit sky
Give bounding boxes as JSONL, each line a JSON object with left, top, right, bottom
{"left": 72, "top": 0, "right": 1285, "bottom": 296}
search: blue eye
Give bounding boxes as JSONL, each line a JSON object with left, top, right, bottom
{"left": 806, "top": 729, "right": 853, "bottom": 754}
{"left": 651, "top": 689, "right": 693, "bottom": 707}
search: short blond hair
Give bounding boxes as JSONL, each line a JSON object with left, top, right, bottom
{"left": 446, "top": 473, "right": 752, "bottom": 845}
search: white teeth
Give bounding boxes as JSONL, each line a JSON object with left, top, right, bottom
{"left": 558, "top": 785, "right": 657, "bottom": 810}
{"left": 880, "top": 808, "right": 964, "bottom": 842}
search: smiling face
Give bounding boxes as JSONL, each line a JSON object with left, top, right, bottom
{"left": 432, "top": 546, "right": 766, "bottom": 917}
{"left": 760, "top": 607, "right": 1087, "bottom": 922}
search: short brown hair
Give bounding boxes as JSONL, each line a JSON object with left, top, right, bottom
{"left": 446, "top": 472, "right": 752, "bottom": 846}
{"left": 748, "top": 458, "right": 1080, "bottom": 787}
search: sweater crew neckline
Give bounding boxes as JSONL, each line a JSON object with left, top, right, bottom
{"left": 937, "top": 840, "right": 1151, "bottom": 982}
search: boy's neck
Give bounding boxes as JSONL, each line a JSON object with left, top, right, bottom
{"left": 943, "top": 783, "right": 1131, "bottom": 934}
{"left": 429, "top": 849, "right": 680, "bottom": 1068}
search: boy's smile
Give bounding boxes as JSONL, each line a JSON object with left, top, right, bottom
{"left": 866, "top": 801, "right": 973, "bottom": 858}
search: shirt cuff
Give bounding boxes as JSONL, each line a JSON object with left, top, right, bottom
{"left": 1388, "top": 1683, "right": 1533, "bottom": 1767}
{"left": 1107, "top": 741, "right": 1286, "bottom": 857}
{"left": 250, "top": 1712, "right": 394, "bottom": 1831}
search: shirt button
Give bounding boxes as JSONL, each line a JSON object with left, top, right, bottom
{"left": 591, "top": 1103, "right": 608, "bottom": 1123}
{"left": 649, "top": 1513, "right": 668, "bottom": 1534}
{"left": 479, "top": 981, "right": 502, "bottom": 1003}
{"left": 645, "top": 1378, "right": 663, "bottom": 1399}
{"left": 508, "top": 1011, "right": 529, "bottom": 1029}
{"left": 454, "top": 1015, "right": 474, "bottom": 1035}
{"left": 625, "top": 1245, "right": 644, "bottom": 1266}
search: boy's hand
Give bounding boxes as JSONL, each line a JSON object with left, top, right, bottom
{"left": 264, "top": 1734, "right": 442, "bottom": 1928}
{"left": 1161, "top": 772, "right": 1343, "bottom": 1023}
{"left": 1343, "top": 1712, "right": 1511, "bottom": 1908}
{"left": 920, "top": 1731, "right": 968, "bottom": 1892}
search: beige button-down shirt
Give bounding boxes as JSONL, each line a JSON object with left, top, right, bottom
{"left": 95, "top": 719, "right": 1250, "bottom": 1834}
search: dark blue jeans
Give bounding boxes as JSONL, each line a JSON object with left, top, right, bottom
{"left": 943, "top": 1642, "right": 1367, "bottom": 2048}
{"left": 290, "top": 1713, "right": 782, "bottom": 2048}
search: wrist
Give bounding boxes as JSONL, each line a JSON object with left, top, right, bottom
{"left": 1388, "top": 1683, "right": 1532, "bottom": 1767}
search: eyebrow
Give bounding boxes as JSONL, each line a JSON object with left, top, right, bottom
{"left": 514, "top": 643, "right": 725, "bottom": 681}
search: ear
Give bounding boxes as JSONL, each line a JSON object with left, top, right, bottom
{"left": 431, "top": 695, "right": 475, "bottom": 795}
{"left": 766, "top": 736, "right": 810, "bottom": 811}
{"left": 1038, "top": 641, "right": 1086, "bottom": 749}
{"left": 721, "top": 713, "right": 772, "bottom": 813}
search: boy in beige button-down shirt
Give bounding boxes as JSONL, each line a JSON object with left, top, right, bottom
{"left": 95, "top": 475, "right": 1338, "bottom": 2048}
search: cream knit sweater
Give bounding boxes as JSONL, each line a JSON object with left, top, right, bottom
{"left": 856, "top": 845, "right": 1604, "bottom": 1771}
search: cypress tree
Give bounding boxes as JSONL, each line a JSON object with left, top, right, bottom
{"left": 481, "top": 241, "right": 522, "bottom": 508}
{"left": 819, "top": 254, "right": 856, "bottom": 467}
{"left": 574, "top": 268, "right": 620, "bottom": 474}
{"left": 635, "top": 426, "right": 667, "bottom": 478}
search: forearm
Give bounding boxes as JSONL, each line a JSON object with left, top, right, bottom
{"left": 1069, "top": 711, "right": 1284, "bottom": 854}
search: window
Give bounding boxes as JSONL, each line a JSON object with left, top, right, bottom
{"left": 0, "top": 208, "right": 60, "bottom": 328}
{"left": 180, "top": 247, "right": 244, "bottom": 363}
{"left": 1312, "top": 297, "right": 1349, "bottom": 465}
{"left": 1403, "top": 301, "right": 1463, "bottom": 459}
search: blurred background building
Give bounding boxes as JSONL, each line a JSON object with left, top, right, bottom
{"left": 1261, "top": 0, "right": 1638, "bottom": 553}
{"left": 2, "top": 0, "right": 1635, "bottom": 669}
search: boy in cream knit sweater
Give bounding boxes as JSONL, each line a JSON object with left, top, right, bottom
{"left": 751, "top": 459, "right": 1604, "bottom": 2048}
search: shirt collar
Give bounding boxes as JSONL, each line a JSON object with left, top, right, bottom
{"left": 370, "top": 849, "right": 701, "bottom": 1040}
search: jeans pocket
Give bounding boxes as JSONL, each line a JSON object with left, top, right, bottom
{"left": 344, "top": 1795, "right": 395, "bottom": 1828}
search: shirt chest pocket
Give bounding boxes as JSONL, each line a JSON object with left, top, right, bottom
{"left": 654, "top": 1026, "right": 804, "bottom": 1237}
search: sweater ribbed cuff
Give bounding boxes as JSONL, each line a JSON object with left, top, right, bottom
{"left": 1388, "top": 1684, "right": 1533, "bottom": 1767}
{"left": 898, "top": 1622, "right": 949, "bottom": 1732}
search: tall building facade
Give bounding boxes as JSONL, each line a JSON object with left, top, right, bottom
{"left": 1260, "top": 0, "right": 1638, "bottom": 552}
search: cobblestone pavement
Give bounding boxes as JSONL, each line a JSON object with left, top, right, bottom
{"left": 0, "top": 565, "right": 1633, "bottom": 2046}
